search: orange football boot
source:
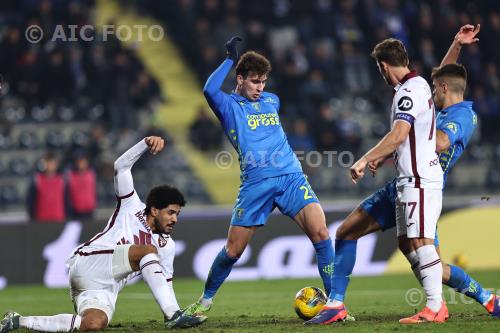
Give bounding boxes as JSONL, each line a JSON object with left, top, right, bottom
{"left": 399, "top": 302, "right": 448, "bottom": 324}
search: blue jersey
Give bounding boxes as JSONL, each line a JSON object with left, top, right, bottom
{"left": 436, "top": 101, "right": 477, "bottom": 184}
{"left": 203, "top": 59, "right": 302, "bottom": 181}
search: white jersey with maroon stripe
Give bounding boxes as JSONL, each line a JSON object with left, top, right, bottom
{"left": 72, "top": 139, "right": 175, "bottom": 277}
{"left": 73, "top": 192, "right": 175, "bottom": 277}
{"left": 391, "top": 72, "right": 443, "bottom": 190}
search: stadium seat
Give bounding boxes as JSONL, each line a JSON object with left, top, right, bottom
{"left": 9, "top": 158, "right": 32, "bottom": 176}
{"left": 71, "top": 130, "right": 89, "bottom": 148}
{"left": 57, "top": 106, "right": 77, "bottom": 121}
{"left": 18, "top": 130, "right": 40, "bottom": 149}
{"left": 87, "top": 104, "right": 105, "bottom": 121}
{"left": 0, "top": 133, "right": 13, "bottom": 149}
{"left": 4, "top": 106, "right": 26, "bottom": 123}
{"left": 0, "top": 160, "right": 7, "bottom": 176}
{"left": 30, "top": 105, "right": 54, "bottom": 122}
{"left": 45, "top": 130, "right": 67, "bottom": 148}
{"left": 0, "top": 184, "right": 20, "bottom": 205}
{"left": 494, "top": 144, "right": 500, "bottom": 161}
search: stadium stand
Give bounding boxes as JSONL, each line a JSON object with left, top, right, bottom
{"left": 127, "top": 0, "right": 500, "bottom": 197}
{"left": 0, "top": 0, "right": 211, "bottom": 211}
{"left": 1, "top": 0, "right": 499, "bottom": 213}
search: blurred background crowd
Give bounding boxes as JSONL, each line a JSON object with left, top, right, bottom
{"left": 0, "top": 0, "right": 499, "bottom": 219}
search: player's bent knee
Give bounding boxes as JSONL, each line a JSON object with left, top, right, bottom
{"left": 397, "top": 237, "right": 413, "bottom": 254}
{"left": 316, "top": 226, "right": 330, "bottom": 241}
{"left": 143, "top": 244, "right": 158, "bottom": 255}
{"left": 335, "top": 223, "right": 350, "bottom": 240}
{"left": 128, "top": 244, "right": 159, "bottom": 271}
{"left": 81, "top": 320, "right": 107, "bottom": 332}
{"left": 304, "top": 225, "right": 330, "bottom": 243}
{"left": 225, "top": 246, "right": 243, "bottom": 259}
{"left": 132, "top": 244, "right": 158, "bottom": 257}
{"left": 80, "top": 310, "right": 108, "bottom": 331}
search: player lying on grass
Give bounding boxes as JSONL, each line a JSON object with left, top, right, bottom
{"left": 309, "top": 24, "right": 499, "bottom": 325}
{"left": 0, "top": 136, "right": 206, "bottom": 332}
{"left": 183, "top": 37, "right": 335, "bottom": 320}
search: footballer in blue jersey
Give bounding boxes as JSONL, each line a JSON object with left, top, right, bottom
{"left": 183, "top": 37, "right": 335, "bottom": 319}
{"left": 313, "top": 25, "right": 499, "bottom": 325}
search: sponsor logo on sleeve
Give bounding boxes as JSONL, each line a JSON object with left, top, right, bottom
{"left": 397, "top": 96, "right": 413, "bottom": 111}
{"left": 445, "top": 122, "right": 458, "bottom": 134}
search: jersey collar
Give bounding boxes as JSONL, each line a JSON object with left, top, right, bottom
{"left": 440, "top": 100, "right": 473, "bottom": 113}
{"left": 231, "top": 92, "right": 247, "bottom": 103}
{"left": 231, "top": 92, "right": 263, "bottom": 103}
{"left": 394, "top": 70, "right": 417, "bottom": 92}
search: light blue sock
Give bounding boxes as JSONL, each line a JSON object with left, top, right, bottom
{"left": 446, "top": 264, "right": 492, "bottom": 305}
{"left": 330, "top": 239, "right": 357, "bottom": 302}
{"left": 202, "top": 247, "right": 238, "bottom": 299}
{"left": 313, "top": 238, "right": 334, "bottom": 295}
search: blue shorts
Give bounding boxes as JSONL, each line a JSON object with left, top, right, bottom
{"left": 230, "top": 173, "right": 320, "bottom": 227}
{"left": 360, "top": 178, "right": 440, "bottom": 247}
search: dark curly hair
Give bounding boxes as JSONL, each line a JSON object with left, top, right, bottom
{"left": 235, "top": 51, "right": 272, "bottom": 78}
{"left": 145, "top": 185, "right": 186, "bottom": 215}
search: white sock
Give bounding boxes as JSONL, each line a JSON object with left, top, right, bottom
{"left": 199, "top": 296, "right": 213, "bottom": 308}
{"left": 325, "top": 300, "right": 343, "bottom": 307}
{"left": 140, "top": 253, "right": 180, "bottom": 319}
{"left": 404, "top": 251, "right": 422, "bottom": 286}
{"left": 20, "top": 314, "right": 81, "bottom": 332}
{"left": 416, "top": 245, "right": 443, "bottom": 313}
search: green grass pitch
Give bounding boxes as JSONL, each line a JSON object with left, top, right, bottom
{"left": 1, "top": 270, "right": 500, "bottom": 332}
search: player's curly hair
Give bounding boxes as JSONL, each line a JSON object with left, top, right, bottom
{"left": 431, "top": 63, "right": 467, "bottom": 94}
{"left": 371, "top": 38, "right": 409, "bottom": 67}
{"left": 236, "top": 51, "right": 272, "bottom": 78}
{"left": 145, "top": 185, "right": 186, "bottom": 215}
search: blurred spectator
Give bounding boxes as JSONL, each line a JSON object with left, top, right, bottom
{"left": 189, "top": 106, "right": 224, "bottom": 151}
{"left": 44, "top": 49, "right": 74, "bottom": 103}
{"left": 26, "top": 152, "right": 66, "bottom": 223}
{"left": 287, "top": 119, "right": 315, "bottom": 152}
{"left": 314, "top": 104, "right": 339, "bottom": 152}
{"left": 337, "top": 112, "right": 362, "bottom": 157}
{"left": 473, "top": 85, "right": 499, "bottom": 143}
{"left": 0, "top": 0, "right": 499, "bottom": 207}
{"left": 299, "top": 69, "right": 330, "bottom": 115}
{"left": 108, "top": 51, "right": 135, "bottom": 130}
{"left": 419, "top": 37, "right": 438, "bottom": 75}
{"left": 67, "top": 152, "right": 97, "bottom": 220}
{"left": 339, "top": 42, "right": 371, "bottom": 94}
{"left": 130, "top": 70, "right": 163, "bottom": 109}
{"left": 136, "top": 0, "right": 500, "bottom": 152}
{"left": 0, "top": 0, "right": 212, "bottom": 210}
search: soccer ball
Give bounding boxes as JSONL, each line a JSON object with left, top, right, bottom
{"left": 293, "top": 286, "right": 327, "bottom": 320}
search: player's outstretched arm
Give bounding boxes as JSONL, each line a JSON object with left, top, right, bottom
{"left": 441, "top": 24, "right": 480, "bottom": 66}
{"left": 350, "top": 121, "right": 410, "bottom": 184}
{"left": 114, "top": 136, "right": 165, "bottom": 197}
{"left": 203, "top": 37, "right": 242, "bottom": 119}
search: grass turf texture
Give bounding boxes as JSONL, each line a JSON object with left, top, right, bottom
{"left": 1, "top": 270, "right": 499, "bottom": 332}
